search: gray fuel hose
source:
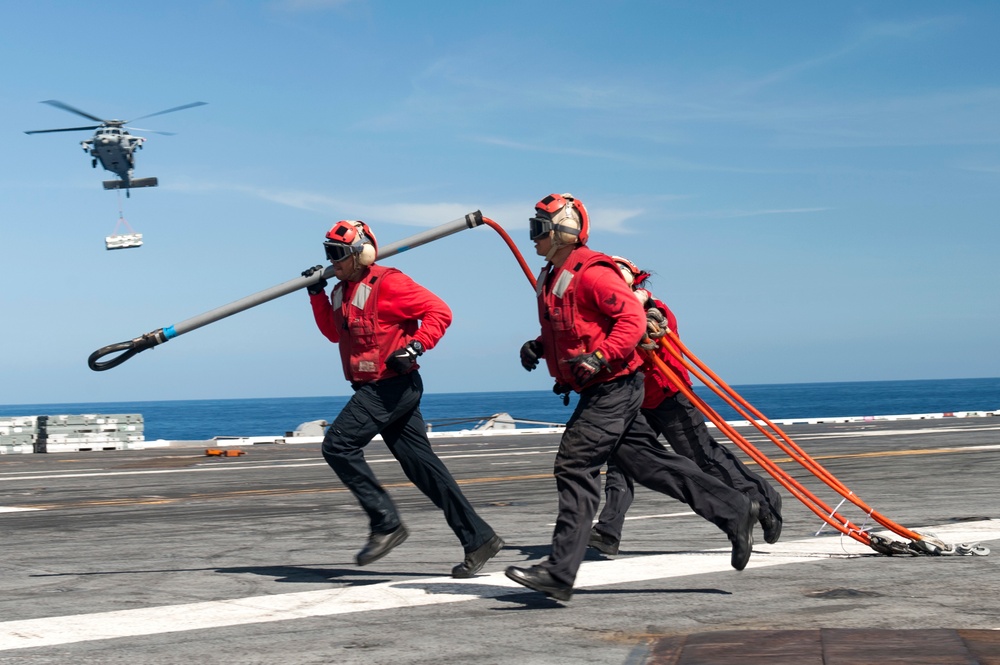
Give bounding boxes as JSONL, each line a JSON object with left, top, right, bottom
{"left": 89, "top": 211, "right": 484, "bottom": 371}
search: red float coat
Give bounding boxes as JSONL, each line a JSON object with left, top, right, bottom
{"left": 640, "top": 296, "right": 692, "bottom": 409}
{"left": 534, "top": 246, "right": 647, "bottom": 393}
{"left": 309, "top": 264, "right": 452, "bottom": 384}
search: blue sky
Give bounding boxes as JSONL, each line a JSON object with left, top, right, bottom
{"left": 1, "top": 1, "right": 998, "bottom": 405}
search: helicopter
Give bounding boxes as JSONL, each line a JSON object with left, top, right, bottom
{"left": 25, "top": 100, "right": 207, "bottom": 197}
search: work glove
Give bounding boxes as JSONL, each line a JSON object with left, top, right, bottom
{"left": 646, "top": 307, "right": 668, "bottom": 339}
{"left": 520, "top": 340, "right": 543, "bottom": 371}
{"left": 386, "top": 340, "right": 424, "bottom": 374}
{"left": 567, "top": 350, "right": 608, "bottom": 385}
{"left": 302, "top": 265, "right": 328, "bottom": 295}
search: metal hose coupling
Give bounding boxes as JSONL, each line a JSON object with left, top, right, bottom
{"left": 88, "top": 327, "right": 171, "bottom": 372}
{"left": 869, "top": 532, "right": 990, "bottom": 557}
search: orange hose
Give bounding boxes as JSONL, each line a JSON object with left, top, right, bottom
{"left": 660, "top": 333, "right": 923, "bottom": 543}
{"left": 641, "top": 346, "right": 872, "bottom": 546}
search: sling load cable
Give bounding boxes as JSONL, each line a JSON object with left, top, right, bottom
{"left": 656, "top": 333, "right": 988, "bottom": 556}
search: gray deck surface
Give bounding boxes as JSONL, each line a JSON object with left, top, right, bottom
{"left": 1, "top": 416, "right": 999, "bottom": 664}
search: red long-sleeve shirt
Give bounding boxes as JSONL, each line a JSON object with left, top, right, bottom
{"left": 309, "top": 266, "right": 451, "bottom": 383}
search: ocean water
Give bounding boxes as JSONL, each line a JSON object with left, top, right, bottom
{"left": 2, "top": 377, "right": 998, "bottom": 441}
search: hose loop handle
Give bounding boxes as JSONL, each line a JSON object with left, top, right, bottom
{"left": 87, "top": 328, "right": 169, "bottom": 371}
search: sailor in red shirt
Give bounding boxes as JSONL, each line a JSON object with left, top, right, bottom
{"left": 302, "top": 220, "right": 503, "bottom": 578}
{"left": 504, "top": 194, "right": 758, "bottom": 602}
{"left": 589, "top": 257, "right": 784, "bottom": 556}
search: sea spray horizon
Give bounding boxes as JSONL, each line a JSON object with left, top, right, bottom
{"left": 1, "top": 377, "right": 998, "bottom": 441}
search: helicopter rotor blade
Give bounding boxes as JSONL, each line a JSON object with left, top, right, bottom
{"left": 25, "top": 125, "right": 101, "bottom": 135}
{"left": 39, "top": 100, "right": 107, "bottom": 124}
{"left": 128, "top": 101, "right": 207, "bottom": 124}
{"left": 124, "top": 126, "right": 176, "bottom": 136}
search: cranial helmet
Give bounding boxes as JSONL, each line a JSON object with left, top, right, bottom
{"left": 611, "top": 256, "right": 649, "bottom": 287}
{"left": 529, "top": 193, "right": 590, "bottom": 247}
{"left": 612, "top": 257, "right": 652, "bottom": 305}
{"left": 324, "top": 220, "right": 378, "bottom": 267}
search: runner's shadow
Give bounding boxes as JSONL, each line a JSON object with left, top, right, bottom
{"left": 492, "top": 587, "right": 733, "bottom": 610}
{"left": 216, "top": 565, "right": 440, "bottom": 585}
{"left": 393, "top": 581, "right": 732, "bottom": 610}
{"left": 508, "top": 543, "right": 553, "bottom": 558}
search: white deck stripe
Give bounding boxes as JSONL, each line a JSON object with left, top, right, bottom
{"left": 0, "top": 520, "right": 996, "bottom": 652}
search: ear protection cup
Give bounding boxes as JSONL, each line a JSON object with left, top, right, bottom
{"left": 357, "top": 242, "right": 376, "bottom": 266}
{"left": 618, "top": 264, "right": 635, "bottom": 286}
{"left": 553, "top": 215, "right": 582, "bottom": 245}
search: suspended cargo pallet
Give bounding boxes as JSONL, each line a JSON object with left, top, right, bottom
{"left": 106, "top": 211, "right": 143, "bottom": 250}
{"left": 106, "top": 233, "right": 143, "bottom": 250}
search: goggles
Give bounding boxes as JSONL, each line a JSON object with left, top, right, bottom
{"left": 529, "top": 215, "right": 553, "bottom": 241}
{"left": 324, "top": 241, "right": 357, "bottom": 263}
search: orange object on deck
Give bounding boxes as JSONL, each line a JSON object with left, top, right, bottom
{"left": 205, "top": 448, "right": 246, "bottom": 457}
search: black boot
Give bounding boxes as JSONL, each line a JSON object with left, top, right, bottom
{"left": 452, "top": 534, "right": 505, "bottom": 578}
{"left": 505, "top": 565, "right": 573, "bottom": 601}
{"left": 588, "top": 528, "right": 620, "bottom": 555}
{"left": 356, "top": 524, "right": 409, "bottom": 566}
{"left": 759, "top": 494, "right": 783, "bottom": 544}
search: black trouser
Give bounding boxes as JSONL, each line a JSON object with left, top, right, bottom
{"left": 595, "top": 391, "right": 781, "bottom": 543}
{"left": 542, "top": 373, "right": 750, "bottom": 586}
{"left": 321, "top": 371, "right": 495, "bottom": 552}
